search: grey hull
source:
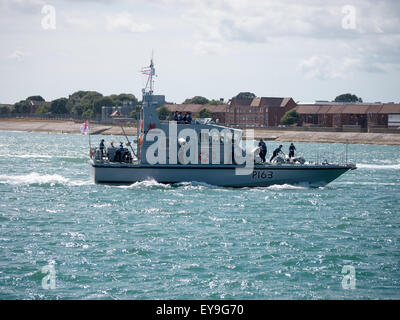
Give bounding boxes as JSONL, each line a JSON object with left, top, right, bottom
{"left": 90, "top": 160, "right": 354, "bottom": 187}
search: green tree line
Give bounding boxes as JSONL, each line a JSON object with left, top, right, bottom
{"left": 1, "top": 92, "right": 138, "bottom": 119}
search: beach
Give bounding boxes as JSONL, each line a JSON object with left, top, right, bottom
{"left": 1, "top": 119, "right": 400, "bottom": 145}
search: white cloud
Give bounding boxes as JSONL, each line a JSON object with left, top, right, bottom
{"left": 105, "top": 12, "right": 152, "bottom": 33}
{"left": 7, "top": 49, "right": 25, "bottom": 61}
{"left": 64, "top": 15, "right": 95, "bottom": 30}
{"left": 0, "top": 0, "right": 45, "bottom": 13}
{"left": 193, "top": 41, "right": 225, "bottom": 56}
{"left": 298, "top": 55, "right": 362, "bottom": 80}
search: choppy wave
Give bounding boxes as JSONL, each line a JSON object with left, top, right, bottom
{"left": 357, "top": 163, "right": 400, "bottom": 170}
{"left": 340, "top": 182, "right": 398, "bottom": 186}
{"left": 115, "top": 179, "right": 171, "bottom": 189}
{"left": 265, "top": 184, "right": 310, "bottom": 190}
{"left": 0, "top": 154, "right": 86, "bottom": 160}
{"left": 0, "top": 172, "right": 92, "bottom": 186}
{"left": 0, "top": 154, "right": 53, "bottom": 159}
{"left": 175, "top": 181, "right": 221, "bottom": 189}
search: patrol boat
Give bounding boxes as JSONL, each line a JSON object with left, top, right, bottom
{"left": 89, "top": 59, "right": 356, "bottom": 187}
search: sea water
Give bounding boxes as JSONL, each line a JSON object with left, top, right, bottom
{"left": 0, "top": 131, "right": 399, "bottom": 299}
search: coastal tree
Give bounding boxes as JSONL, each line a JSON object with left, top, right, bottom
{"left": 93, "top": 96, "right": 113, "bottom": 114}
{"left": 280, "top": 109, "right": 299, "bottom": 125}
{"left": 82, "top": 108, "right": 95, "bottom": 120}
{"left": 36, "top": 103, "right": 51, "bottom": 114}
{"left": 157, "top": 105, "right": 171, "bottom": 120}
{"left": 183, "top": 96, "right": 209, "bottom": 105}
{"left": 0, "top": 105, "right": 11, "bottom": 114}
{"left": 198, "top": 108, "right": 212, "bottom": 118}
{"left": 235, "top": 92, "right": 256, "bottom": 99}
{"left": 110, "top": 93, "right": 138, "bottom": 105}
{"left": 50, "top": 98, "right": 68, "bottom": 114}
{"left": 13, "top": 100, "right": 31, "bottom": 114}
{"left": 27, "top": 95, "right": 45, "bottom": 102}
{"left": 66, "top": 91, "right": 103, "bottom": 116}
{"left": 334, "top": 93, "right": 363, "bottom": 103}
{"left": 208, "top": 99, "right": 225, "bottom": 105}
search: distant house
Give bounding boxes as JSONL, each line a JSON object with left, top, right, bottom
{"left": 225, "top": 97, "right": 297, "bottom": 127}
{"left": 164, "top": 104, "right": 228, "bottom": 123}
{"left": 296, "top": 102, "right": 400, "bottom": 129}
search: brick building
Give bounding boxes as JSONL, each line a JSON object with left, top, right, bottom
{"left": 225, "top": 97, "right": 297, "bottom": 127}
{"left": 296, "top": 103, "right": 400, "bottom": 129}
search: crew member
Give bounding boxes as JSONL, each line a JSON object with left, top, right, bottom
{"left": 177, "top": 112, "right": 183, "bottom": 122}
{"left": 258, "top": 139, "right": 267, "bottom": 163}
{"left": 115, "top": 142, "right": 124, "bottom": 162}
{"left": 186, "top": 112, "right": 192, "bottom": 124}
{"left": 289, "top": 143, "right": 296, "bottom": 159}
{"left": 99, "top": 139, "right": 105, "bottom": 157}
{"left": 270, "top": 145, "right": 284, "bottom": 163}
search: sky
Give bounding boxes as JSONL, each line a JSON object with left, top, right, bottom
{"left": 0, "top": 0, "right": 399, "bottom": 104}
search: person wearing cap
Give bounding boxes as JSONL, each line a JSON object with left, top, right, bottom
{"left": 270, "top": 145, "right": 284, "bottom": 163}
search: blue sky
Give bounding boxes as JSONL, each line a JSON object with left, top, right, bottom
{"left": 0, "top": 0, "right": 399, "bottom": 104}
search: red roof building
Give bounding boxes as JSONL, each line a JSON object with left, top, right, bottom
{"left": 296, "top": 103, "right": 400, "bottom": 128}
{"left": 226, "top": 97, "right": 297, "bottom": 127}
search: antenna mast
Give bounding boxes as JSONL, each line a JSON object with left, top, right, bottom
{"left": 143, "top": 53, "right": 156, "bottom": 96}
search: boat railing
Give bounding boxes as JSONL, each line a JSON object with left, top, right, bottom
{"left": 90, "top": 146, "right": 135, "bottom": 164}
{"left": 304, "top": 150, "right": 349, "bottom": 166}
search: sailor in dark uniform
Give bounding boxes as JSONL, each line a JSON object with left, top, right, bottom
{"left": 115, "top": 142, "right": 124, "bottom": 162}
{"left": 270, "top": 145, "right": 284, "bottom": 162}
{"left": 186, "top": 112, "right": 192, "bottom": 124}
{"left": 99, "top": 139, "right": 105, "bottom": 157}
{"left": 289, "top": 143, "right": 296, "bottom": 159}
{"left": 258, "top": 139, "right": 267, "bottom": 163}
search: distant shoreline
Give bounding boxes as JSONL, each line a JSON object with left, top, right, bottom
{"left": 1, "top": 119, "right": 400, "bottom": 145}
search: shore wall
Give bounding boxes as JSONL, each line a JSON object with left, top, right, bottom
{"left": 1, "top": 119, "right": 400, "bottom": 145}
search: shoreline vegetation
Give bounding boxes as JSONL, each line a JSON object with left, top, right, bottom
{"left": 1, "top": 119, "right": 400, "bottom": 145}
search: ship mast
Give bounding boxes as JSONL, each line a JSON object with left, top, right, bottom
{"left": 138, "top": 55, "right": 156, "bottom": 163}
{"left": 142, "top": 55, "right": 156, "bottom": 97}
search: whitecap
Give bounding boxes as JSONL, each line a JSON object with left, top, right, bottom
{"left": 339, "top": 182, "right": 398, "bottom": 186}
{"left": 116, "top": 179, "right": 170, "bottom": 189}
{"left": 265, "top": 184, "right": 309, "bottom": 190}
{"left": 357, "top": 164, "right": 400, "bottom": 170}
{"left": 0, "top": 154, "right": 53, "bottom": 158}
{"left": 0, "top": 172, "right": 92, "bottom": 186}
{"left": 175, "top": 181, "right": 221, "bottom": 189}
